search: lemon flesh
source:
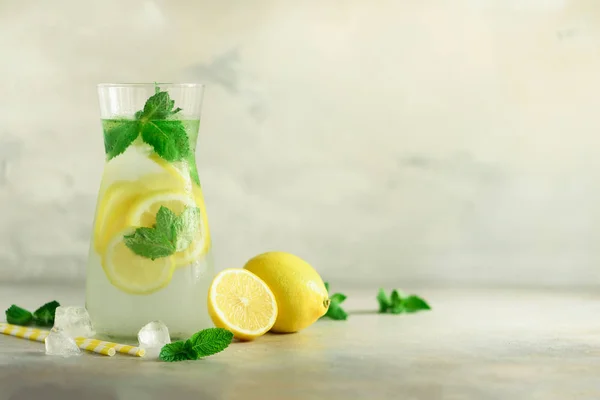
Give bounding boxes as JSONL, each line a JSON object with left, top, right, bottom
{"left": 208, "top": 269, "right": 277, "bottom": 340}
{"left": 243, "top": 252, "right": 329, "bottom": 333}
{"left": 102, "top": 229, "right": 175, "bottom": 294}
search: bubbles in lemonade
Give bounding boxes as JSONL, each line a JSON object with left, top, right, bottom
{"left": 86, "top": 117, "right": 214, "bottom": 340}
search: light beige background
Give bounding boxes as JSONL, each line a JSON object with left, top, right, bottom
{"left": 0, "top": 0, "right": 598, "bottom": 288}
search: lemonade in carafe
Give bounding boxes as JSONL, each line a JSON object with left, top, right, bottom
{"left": 86, "top": 84, "right": 213, "bottom": 339}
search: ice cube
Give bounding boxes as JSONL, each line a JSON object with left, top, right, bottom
{"left": 53, "top": 306, "right": 95, "bottom": 338}
{"left": 45, "top": 328, "right": 81, "bottom": 357}
{"left": 138, "top": 320, "right": 171, "bottom": 349}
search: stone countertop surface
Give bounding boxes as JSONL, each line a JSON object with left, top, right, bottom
{"left": 0, "top": 285, "right": 599, "bottom": 400}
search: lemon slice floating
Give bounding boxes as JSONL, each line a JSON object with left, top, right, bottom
{"left": 102, "top": 229, "right": 175, "bottom": 294}
{"left": 93, "top": 182, "right": 139, "bottom": 254}
{"left": 208, "top": 269, "right": 278, "bottom": 341}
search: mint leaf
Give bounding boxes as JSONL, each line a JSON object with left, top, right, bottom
{"left": 123, "top": 205, "right": 200, "bottom": 260}
{"left": 32, "top": 301, "right": 60, "bottom": 326}
{"left": 322, "top": 283, "right": 348, "bottom": 321}
{"left": 155, "top": 206, "right": 177, "bottom": 243}
{"left": 378, "top": 289, "right": 431, "bottom": 315}
{"left": 330, "top": 293, "right": 346, "bottom": 304}
{"left": 173, "top": 207, "right": 200, "bottom": 251}
{"left": 5, "top": 305, "right": 33, "bottom": 325}
{"left": 156, "top": 206, "right": 177, "bottom": 230}
{"left": 102, "top": 89, "right": 189, "bottom": 161}
{"left": 187, "top": 328, "right": 233, "bottom": 358}
{"left": 124, "top": 227, "right": 175, "bottom": 260}
{"left": 141, "top": 120, "right": 190, "bottom": 162}
{"left": 141, "top": 91, "right": 180, "bottom": 121}
{"left": 186, "top": 152, "right": 200, "bottom": 186}
{"left": 159, "top": 329, "right": 233, "bottom": 362}
{"left": 402, "top": 295, "right": 431, "bottom": 313}
{"left": 326, "top": 303, "right": 348, "bottom": 320}
{"left": 377, "top": 288, "right": 390, "bottom": 313}
{"left": 389, "top": 290, "right": 404, "bottom": 314}
{"left": 159, "top": 341, "right": 194, "bottom": 362}
{"left": 103, "top": 120, "right": 140, "bottom": 160}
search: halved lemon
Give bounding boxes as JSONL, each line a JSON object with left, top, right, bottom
{"left": 102, "top": 229, "right": 175, "bottom": 294}
{"left": 126, "top": 191, "right": 210, "bottom": 267}
{"left": 208, "top": 269, "right": 278, "bottom": 340}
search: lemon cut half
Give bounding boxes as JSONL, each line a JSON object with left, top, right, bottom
{"left": 208, "top": 269, "right": 278, "bottom": 340}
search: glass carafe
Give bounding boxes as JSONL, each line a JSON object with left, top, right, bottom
{"left": 86, "top": 83, "right": 213, "bottom": 340}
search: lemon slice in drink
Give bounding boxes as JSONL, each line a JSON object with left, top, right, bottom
{"left": 93, "top": 181, "right": 139, "bottom": 254}
{"left": 93, "top": 167, "right": 189, "bottom": 254}
{"left": 126, "top": 191, "right": 209, "bottom": 267}
{"left": 208, "top": 269, "right": 278, "bottom": 340}
{"left": 102, "top": 229, "right": 175, "bottom": 294}
{"left": 147, "top": 153, "right": 212, "bottom": 257}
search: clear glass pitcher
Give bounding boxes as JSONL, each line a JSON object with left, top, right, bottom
{"left": 86, "top": 83, "right": 214, "bottom": 340}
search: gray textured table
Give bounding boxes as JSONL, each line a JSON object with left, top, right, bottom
{"left": 0, "top": 284, "right": 599, "bottom": 400}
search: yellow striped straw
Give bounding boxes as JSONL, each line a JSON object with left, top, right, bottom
{"left": 0, "top": 324, "right": 145, "bottom": 357}
{"left": 0, "top": 323, "right": 48, "bottom": 343}
{"left": 75, "top": 338, "right": 146, "bottom": 357}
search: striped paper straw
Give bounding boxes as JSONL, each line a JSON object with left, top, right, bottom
{"left": 76, "top": 338, "right": 146, "bottom": 357}
{"left": 0, "top": 323, "right": 48, "bottom": 343}
{"left": 0, "top": 324, "right": 145, "bottom": 357}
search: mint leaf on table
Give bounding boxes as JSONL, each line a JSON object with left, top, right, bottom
{"left": 141, "top": 120, "right": 190, "bottom": 162}
{"left": 187, "top": 328, "right": 234, "bottom": 358}
{"left": 389, "top": 289, "right": 404, "bottom": 314}
{"left": 5, "top": 305, "right": 33, "bottom": 325}
{"left": 159, "top": 341, "right": 193, "bottom": 362}
{"left": 378, "top": 289, "right": 431, "bottom": 315}
{"left": 32, "top": 301, "right": 60, "bottom": 326}
{"left": 377, "top": 288, "right": 391, "bottom": 313}
{"left": 321, "top": 282, "right": 348, "bottom": 321}
{"left": 124, "top": 205, "right": 200, "bottom": 260}
{"left": 159, "top": 328, "right": 233, "bottom": 362}
{"left": 402, "top": 295, "right": 431, "bottom": 313}
{"left": 103, "top": 120, "right": 140, "bottom": 161}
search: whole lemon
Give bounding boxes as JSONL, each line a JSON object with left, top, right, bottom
{"left": 243, "top": 252, "right": 329, "bottom": 333}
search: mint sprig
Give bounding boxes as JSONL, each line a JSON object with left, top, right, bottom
{"left": 124, "top": 205, "right": 200, "bottom": 260}
{"left": 137, "top": 88, "right": 189, "bottom": 162}
{"left": 321, "top": 282, "right": 348, "bottom": 321}
{"left": 377, "top": 289, "right": 430, "bottom": 314}
{"left": 5, "top": 300, "right": 61, "bottom": 326}
{"left": 159, "top": 328, "right": 233, "bottom": 362}
{"left": 159, "top": 341, "right": 195, "bottom": 362}
{"left": 103, "top": 87, "right": 193, "bottom": 173}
